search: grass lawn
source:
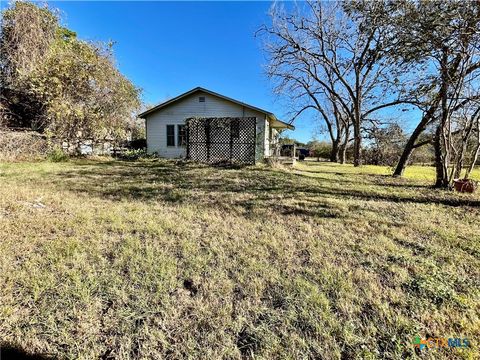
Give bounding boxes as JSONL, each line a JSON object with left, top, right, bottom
{"left": 0, "top": 159, "right": 479, "bottom": 359}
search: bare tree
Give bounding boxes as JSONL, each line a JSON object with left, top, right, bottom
{"left": 353, "top": 1, "right": 480, "bottom": 186}
{"left": 452, "top": 104, "right": 480, "bottom": 179}
{"left": 464, "top": 114, "right": 480, "bottom": 179}
{"left": 260, "top": 1, "right": 412, "bottom": 166}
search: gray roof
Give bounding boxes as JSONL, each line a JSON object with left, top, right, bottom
{"left": 138, "top": 86, "right": 294, "bottom": 130}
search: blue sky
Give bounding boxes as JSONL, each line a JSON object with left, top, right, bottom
{"left": 47, "top": 1, "right": 318, "bottom": 143}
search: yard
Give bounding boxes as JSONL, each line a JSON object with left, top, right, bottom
{"left": 0, "top": 159, "right": 479, "bottom": 359}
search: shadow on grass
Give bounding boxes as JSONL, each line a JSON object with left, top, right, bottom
{"left": 0, "top": 343, "right": 52, "bottom": 360}
{"left": 51, "top": 160, "right": 480, "bottom": 217}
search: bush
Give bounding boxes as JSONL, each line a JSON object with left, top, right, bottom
{"left": 0, "top": 130, "right": 48, "bottom": 161}
{"left": 46, "top": 146, "right": 69, "bottom": 162}
{"left": 307, "top": 141, "right": 332, "bottom": 160}
{"left": 118, "top": 148, "right": 150, "bottom": 161}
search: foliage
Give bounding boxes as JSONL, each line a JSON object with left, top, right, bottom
{"left": 0, "top": 1, "right": 58, "bottom": 129}
{"left": 364, "top": 124, "right": 408, "bottom": 166}
{"left": 278, "top": 136, "right": 305, "bottom": 147}
{"left": 32, "top": 38, "right": 140, "bottom": 144}
{"left": 0, "top": 2, "right": 141, "bottom": 151}
{"left": 130, "top": 119, "right": 146, "bottom": 141}
{"left": 306, "top": 140, "right": 331, "bottom": 160}
{"left": 278, "top": 136, "right": 295, "bottom": 145}
{"left": 0, "top": 159, "right": 478, "bottom": 358}
{"left": 351, "top": 0, "right": 480, "bottom": 186}
{"left": 117, "top": 148, "right": 151, "bottom": 161}
{"left": 46, "top": 146, "right": 69, "bottom": 162}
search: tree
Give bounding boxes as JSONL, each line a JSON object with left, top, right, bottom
{"left": 364, "top": 123, "right": 407, "bottom": 166}
{"left": 32, "top": 35, "right": 140, "bottom": 150}
{"left": 352, "top": 1, "right": 480, "bottom": 187}
{"left": 307, "top": 140, "right": 332, "bottom": 161}
{"left": 0, "top": 1, "right": 58, "bottom": 129}
{"left": 260, "top": 1, "right": 412, "bottom": 166}
{"left": 0, "top": 2, "right": 140, "bottom": 151}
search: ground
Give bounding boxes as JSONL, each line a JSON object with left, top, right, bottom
{"left": 0, "top": 159, "right": 479, "bottom": 359}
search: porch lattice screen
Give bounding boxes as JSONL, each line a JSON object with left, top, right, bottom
{"left": 186, "top": 117, "right": 256, "bottom": 164}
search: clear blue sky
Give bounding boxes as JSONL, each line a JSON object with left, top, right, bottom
{"left": 49, "top": 1, "right": 317, "bottom": 143}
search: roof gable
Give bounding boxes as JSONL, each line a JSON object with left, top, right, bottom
{"left": 138, "top": 87, "right": 294, "bottom": 130}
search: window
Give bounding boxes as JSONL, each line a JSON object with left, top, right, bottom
{"left": 199, "top": 96, "right": 205, "bottom": 103}
{"left": 231, "top": 119, "right": 240, "bottom": 139}
{"left": 166, "top": 125, "right": 175, "bottom": 146}
{"left": 177, "top": 124, "right": 186, "bottom": 147}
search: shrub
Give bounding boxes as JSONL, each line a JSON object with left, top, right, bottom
{"left": 307, "top": 141, "right": 332, "bottom": 160}
{"left": 47, "top": 146, "right": 69, "bottom": 162}
{"left": 0, "top": 130, "right": 48, "bottom": 161}
{"left": 118, "top": 148, "right": 150, "bottom": 161}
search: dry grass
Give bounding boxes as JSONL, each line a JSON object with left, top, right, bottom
{"left": 0, "top": 159, "right": 479, "bottom": 359}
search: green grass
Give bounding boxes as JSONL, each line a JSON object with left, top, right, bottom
{"left": 0, "top": 159, "right": 479, "bottom": 359}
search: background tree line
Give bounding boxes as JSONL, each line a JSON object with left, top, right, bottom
{"left": 0, "top": 2, "right": 140, "bottom": 154}
{"left": 260, "top": 0, "right": 480, "bottom": 188}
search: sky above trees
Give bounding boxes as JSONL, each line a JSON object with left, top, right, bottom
{"left": 34, "top": 1, "right": 413, "bottom": 144}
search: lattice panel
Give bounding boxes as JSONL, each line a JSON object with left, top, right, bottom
{"left": 186, "top": 117, "right": 256, "bottom": 165}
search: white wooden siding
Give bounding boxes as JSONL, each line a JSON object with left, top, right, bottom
{"left": 145, "top": 91, "right": 267, "bottom": 160}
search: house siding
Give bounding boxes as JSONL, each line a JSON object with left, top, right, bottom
{"left": 145, "top": 91, "right": 267, "bottom": 161}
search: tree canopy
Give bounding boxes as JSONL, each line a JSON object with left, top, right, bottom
{"left": 0, "top": 1, "right": 140, "bottom": 150}
{"left": 261, "top": 0, "right": 480, "bottom": 187}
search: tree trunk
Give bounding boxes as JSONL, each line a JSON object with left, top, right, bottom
{"left": 330, "top": 139, "right": 340, "bottom": 162}
{"left": 339, "top": 123, "right": 349, "bottom": 164}
{"left": 353, "top": 89, "right": 362, "bottom": 167}
{"left": 353, "top": 120, "right": 361, "bottom": 167}
{"left": 434, "top": 124, "right": 449, "bottom": 188}
{"left": 464, "top": 119, "right": 480, "bottom": 179}
{"left": 339, "top": 144, "right": 346, "bottom": 164}
{"left": 454, "top": 157, "right": 464, "bottom": 180}
{"left": 435, "top": 49, "right": 451, "bottom": 189}
{"left": 454, "top": 111, "right": 477, "bottom": 179}
{"left": 393, "top": 100, "right": 441, "bottom": 176}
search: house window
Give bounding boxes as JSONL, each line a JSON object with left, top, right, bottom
{"left": 199, "top": 96, "right": 205, "bottom": 102}
{"left": 231, "top": 119, "right": 240, "bottom": 138}
{"left": 166, "top": 125, "right": 175, "bottom": 146}
{"left": 177, "top": 124, "right": 186, "bottom": 146}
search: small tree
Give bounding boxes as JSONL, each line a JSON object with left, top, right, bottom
{"left": 307, "top": 140, "right": 332, "bottom": 161}
{"left": 364, "top": 124, "right": 407, "bottom": 166}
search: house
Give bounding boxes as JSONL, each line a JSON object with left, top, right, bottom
{"left": 138, "top": 87, "right": 294, "bottom": 164}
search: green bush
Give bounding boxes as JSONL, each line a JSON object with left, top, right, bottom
{"left": 118, "top": 148, "right": 150, "bottom": 161}
{"left": 47, "top": 146, "right": 69, "bottom": 162}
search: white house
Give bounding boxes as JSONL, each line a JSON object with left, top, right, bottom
{"left": 138, "top": 87, "right": 294, "bottom": 164}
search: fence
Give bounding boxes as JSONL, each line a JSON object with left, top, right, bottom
{"left": 186, "top": 117, "right": 256, "bottom": 164}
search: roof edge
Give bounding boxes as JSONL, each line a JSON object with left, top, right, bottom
{"left": 138, "top": 86, "right": 280, "bottom": 120}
